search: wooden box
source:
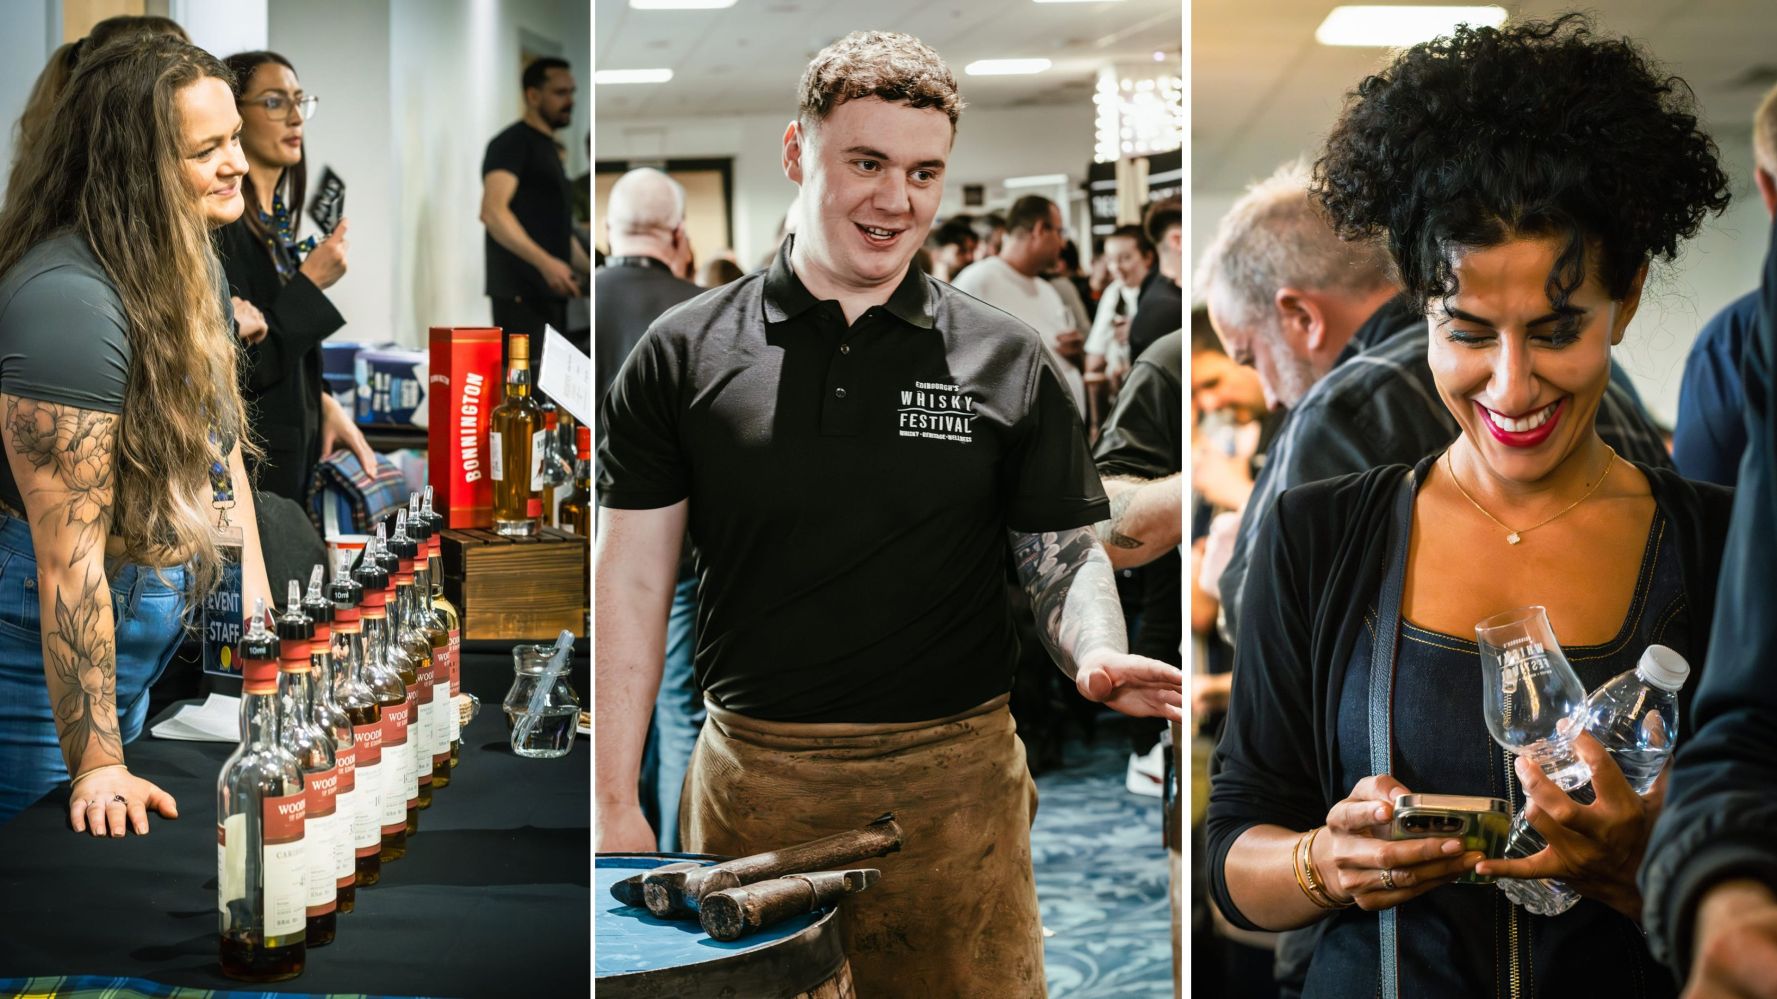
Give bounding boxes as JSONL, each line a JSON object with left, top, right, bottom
{"left": 440, "top": 527, "right": 589, "bottom": 641}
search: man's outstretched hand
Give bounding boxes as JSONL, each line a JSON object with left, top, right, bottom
{"left": 1076, "top": 649, "right": 1184, "bottom": 722}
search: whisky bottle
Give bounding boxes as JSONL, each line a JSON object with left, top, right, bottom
{"left": 410, "top": 496, "right": 453, "bottom": 788}
{"left": 420, "top": 487, "right": 464, "bottom": 767}
{"left": 356, "top": 534, "right": 411, "bottom": 861}
{"left": 389, "top": 512, "right": 440, "bottom": 804}
{"left": 302, "top": 568, "right": 356, "bottom": 914}
{"left": 218, "top": 600, "right": 306, "bottom": 982}
{"left": 276, "top": 583, "right": 337, "bottom": 947}
{"left": 329, "top": 573, "right": 382, "bottom": 887}
{"left": 489, "top": 333, "right": 543, "bottom": 536}
{"left": 557, "top": 425, "right": 591, "bottom": 537}
{"left": 372, "top": 528, "right": 424, "bottom": 830}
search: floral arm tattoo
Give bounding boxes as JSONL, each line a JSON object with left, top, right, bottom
{"left": 2, "top": 396, "right": 121, "bottom": 773}
{"left": 1009, "top": 527, "right": 1128, "bottom": 679}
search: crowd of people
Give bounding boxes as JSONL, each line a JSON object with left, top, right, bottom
{"left": 1191, "top": 14, "right": 1777, "bottom": 998}
{"left": 0, "top": 16, "right": 582, "bottom": 830}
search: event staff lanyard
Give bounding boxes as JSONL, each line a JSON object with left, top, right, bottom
{"left": 202, "top": 430, "right": 246, "bottom": 678}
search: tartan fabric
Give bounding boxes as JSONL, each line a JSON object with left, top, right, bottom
{"left": 0, "top": 976, "right": 385, "bottom": 998}
{"left": 307, "top": 449, "right": 410, "bottom": 535}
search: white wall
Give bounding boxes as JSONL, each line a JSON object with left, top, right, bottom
{"left": 270, "top": 0, "right": 396, "bottom": 344}
{"left": 596, "top": 102, "right": 1098, "bottom": 267}
{"left": 172, "top": 0, "right": 268, "bottom": 59}
{"left": 0, "top": 2, "right": 53, "bottom": 196}
{"left": 1191, "top": 133, "right": 1771, "bottom": 427}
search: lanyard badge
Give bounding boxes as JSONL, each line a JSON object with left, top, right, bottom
{"left": 202, "top": 449, "right": 246, "bottom": 678}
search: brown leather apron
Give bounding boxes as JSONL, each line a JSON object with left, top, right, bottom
{"left": 680, "top": 693, "right": 1047, "bottom": 998}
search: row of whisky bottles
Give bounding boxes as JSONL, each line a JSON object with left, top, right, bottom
{"left": 490, "top": 332, "right": 592, "bottom": 537}
{"left": 217, "top": 492, "right": 462, "bottom": 982}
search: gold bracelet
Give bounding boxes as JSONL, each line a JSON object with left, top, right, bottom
{"left": 71, "top": 762, "right": 127, "bottom": 785}
{"left": 1292, "top": 830, "right": 1338, "bottom": 909}
{"left": 1300, "top": 826, "right": 1354, "bottom": 908}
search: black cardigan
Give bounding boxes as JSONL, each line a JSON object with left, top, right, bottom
{"left": 1207, "top": 456, "right": 1734, "bottom": 932}
{"left": 216, "top": 217, "right": 346, "bottom": 501}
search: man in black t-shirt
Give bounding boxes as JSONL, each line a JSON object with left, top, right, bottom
{"left": 480, "top": 57, "right": 585, "bottom": 358}
{"left": 1128, "top": 198, "right": 1183, "bottom": 361}
{"left": 596, "top": 31, "right": 1182, "bottom": 996}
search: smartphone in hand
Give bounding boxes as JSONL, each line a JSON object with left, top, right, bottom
{"left": 1389, "top": 793, "right": 1510, "bottom": 884}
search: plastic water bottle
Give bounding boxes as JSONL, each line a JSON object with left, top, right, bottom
{"left": 1497, "top": 644, "right": 1688, "bottom": 916}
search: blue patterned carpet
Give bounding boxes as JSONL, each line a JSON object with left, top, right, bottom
{"left": 1035, "top": 724, "right": 1174, "bottom": 997}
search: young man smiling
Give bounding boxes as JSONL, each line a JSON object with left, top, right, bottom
{"left": 595, "top": 31, "right": 1182, "bottom": 995}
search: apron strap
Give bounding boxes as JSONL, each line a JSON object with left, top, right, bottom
{"left": 1370, "top": 469, "right": 1417, "bottom": 999}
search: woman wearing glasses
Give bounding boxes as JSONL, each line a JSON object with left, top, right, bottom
{"left": 217, "top": 51, "right": 373, "bottom": 504}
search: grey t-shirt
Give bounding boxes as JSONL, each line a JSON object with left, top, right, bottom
{"left": 0, "top": 232, "right": 131, "bottom": 510}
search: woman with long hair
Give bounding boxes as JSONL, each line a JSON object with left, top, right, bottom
{"left": 217, "top": 50, "right": 369, "bottom": 504}
{"left": 0, "top": 35, "right": 275, "bottom": 831}
{"left": 1206, "top": 16, "right": 1733, "bottom": 995}
{"left": 8, "top": 15, "right": 189, "bottom": 194}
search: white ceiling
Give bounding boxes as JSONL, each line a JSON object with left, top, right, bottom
{"left": 1193, "top": 0, "right": 1777, "bottom": 193}
{"left": 594, "top": 0, "right": 1184, "bottom": 119}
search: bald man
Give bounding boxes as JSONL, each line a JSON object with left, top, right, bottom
{"left": 593, "top": 167, "right": 705, "bottom": 851}
{"left": 595, "top": 168, "right": 698, "bottom": 407}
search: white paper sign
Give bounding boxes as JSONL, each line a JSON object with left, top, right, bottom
{"left": 537, "top": 325, "right": 592, "bottom": 427}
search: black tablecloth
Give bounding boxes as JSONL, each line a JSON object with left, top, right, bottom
{"left": 0, "top": 651, "right": 590, "bottom": 997}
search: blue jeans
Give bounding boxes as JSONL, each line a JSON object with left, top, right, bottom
{"left": 0, "top": 514, "right": 189, "bottom": 822}
{"left": 638, "top": 575, "right": 703, "bottom": 851}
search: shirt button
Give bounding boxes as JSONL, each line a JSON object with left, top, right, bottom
{"left": 839, "top": 344, "right": 851, "bottom": 355}
{"left": 835, "top": 387, "right": 847, "bottom": 399}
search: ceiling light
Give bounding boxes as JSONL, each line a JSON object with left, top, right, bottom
{"left": 1315, "top": 5, "right": 1506, "bottom": 47}
{"left": 629, "top": 0, "right": 737, "bottom": 8}
{"left": 595, "top": 68, "right": 675, "bottom": 84}
{"left": 1005, "top": 173, "right": 1069, "bottom": 188}
{"left": 964, "top": 59, "right": 1052, "bottom": 76}
{"left": 1033, "top": 0, "right": 1125, "bottom": 3}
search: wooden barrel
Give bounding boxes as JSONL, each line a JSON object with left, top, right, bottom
{"left": 596, "top": 853, "right": 856, "bottom": 999}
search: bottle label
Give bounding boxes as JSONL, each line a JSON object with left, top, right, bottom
{"left": 406, "top": 689, "right": 425, "bottom": 794}
{"left": 218, "top": 818, "right": 240, "bottom": 917}
{"left": 332, "top": 744, "right": 356, "bottom": 879}
{"left": 380, "top": 704, "right": 409, "bottom": 831}
{"left": 353, "top": 749, "right": 382, "bottom": 855}
{"left": 415, "top": 659, "right": 437, "bottom": 763}
{"left": 432, "top": 667, "right": 452, "bottom": 765}
{"left": 305, "top": 768, "right": 338, "bottom": 916}
{"left": 263, "top": 791, "right": 306, "bottom": 938}
{"left": 489, "top": 430, "right": 505, "bottom": 481}
{"left": 529, "top": 429, "right": 548, "bottom": 491}
{"left": 448, "top": 629, "right": 462, "bottom": 743}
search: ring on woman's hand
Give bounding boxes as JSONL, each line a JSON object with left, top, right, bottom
{"left": 111, "top": 794, "right": 127, "bottom": 805}
{"left": 1380, "top": 868, "right": 1398, "bottom": 890}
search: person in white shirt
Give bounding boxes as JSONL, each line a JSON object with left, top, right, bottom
{"left": 951, "top": 194, "right": 1087, "bottom": 415}
{"left": 1084, "top": 224, "right": 1157, "bottom": 424}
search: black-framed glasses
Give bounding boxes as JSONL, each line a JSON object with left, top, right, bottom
{"left": 243, "top": 93, "right": 319, "bottom": 123}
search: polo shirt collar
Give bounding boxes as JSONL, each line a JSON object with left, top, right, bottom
{"left": 762, "top": 235, "right": 937, "bottom": 330}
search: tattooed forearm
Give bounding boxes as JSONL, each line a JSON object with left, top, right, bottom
{"left": 1095, "top": 488, "right": 1143, "bottom": 550}
{"left": 1010, "top": 527, "right": 1127, "bottom": 679}
{"left": 45, "top": 571, "right": 120, "bottom": 771}
{"left": 4, "top": 398, "right": 116, "bottom": 564}
{"left": 2, "top": 395, "right": 122, "bottom": 775}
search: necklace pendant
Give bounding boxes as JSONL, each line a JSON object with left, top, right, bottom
{"left": 1507, "top": 532, "right": 1522, "bottom": 545}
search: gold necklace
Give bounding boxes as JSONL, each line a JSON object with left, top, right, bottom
{"left": 1443, "top": 444, "right": 1617, "bottom": 545}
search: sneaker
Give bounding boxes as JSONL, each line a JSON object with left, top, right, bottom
{"left": 1125, "top": 743, "right": 1164, "bottom": 797}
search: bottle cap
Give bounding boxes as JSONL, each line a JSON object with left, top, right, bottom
{"left": 508, "top": 333, "right": 529, "bottom": 361}
{"left": 241, "top": 599, "right": 279, "bottom": 687}
{"left": 276, "top": 580, "right": 313, "bottom": 666}
{"left": 545, "top": 406, "right": 558, "bottom": 430}
{"left": 302, "top": 566, "right": 334, "bottom": 633}
{"left": 1636, "top": 644, "right": 1690, "bottom": 692}
{"left": 576, "top": 425, "right": 590, "bottom": 459}
{"left": 353, "top": 531, "right": 390, "bottom": 592}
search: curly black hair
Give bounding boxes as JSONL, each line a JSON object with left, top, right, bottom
{"left": 1312, "top": 13, "right": 1731, "bottom": 312}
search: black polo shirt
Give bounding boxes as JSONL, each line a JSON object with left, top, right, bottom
{"left": 598, "top": 237, "right": 1109, "bottom": 723}
{"left": 482, "top": 121, "right": 572, "bottom": 304}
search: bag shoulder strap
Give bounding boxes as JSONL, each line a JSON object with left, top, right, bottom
{"left": 1370, "top": 469, "right": 1417, "bottom": 999}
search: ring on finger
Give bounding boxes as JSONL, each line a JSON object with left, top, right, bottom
{"left": 1379, "top": 867, "right": 1398, "bottom": 891}
{"left": 111, "top": 794, "right": 127, "bottom": 805}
